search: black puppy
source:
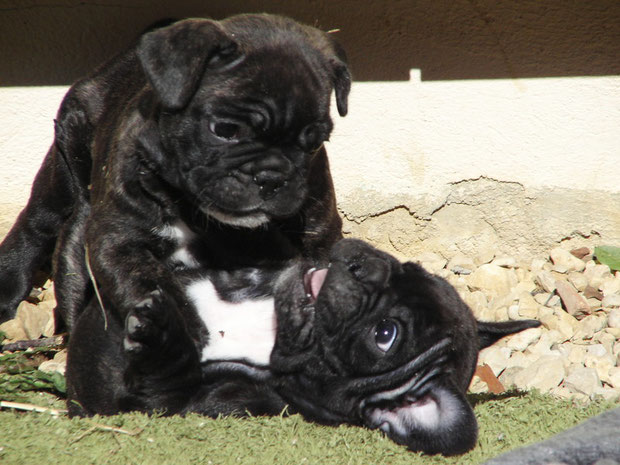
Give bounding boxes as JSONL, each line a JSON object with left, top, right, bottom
{"left": 0, "top": 15, "right": 350, "bottom": 328}
{"left": 66, "top": 239, "right": 539, "bottom": 456}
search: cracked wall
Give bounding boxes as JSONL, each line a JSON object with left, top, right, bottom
{"left": 339, "top": 177, "right": 620, "bottom": 262}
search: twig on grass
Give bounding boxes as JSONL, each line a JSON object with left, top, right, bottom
{"left": 71, "top": 420, "right": 145, "bottom": 444}
{"left": 0, "top": 400, "right": 67, "bottom": 416}
{"left": 1, "top": 335, "right": 66, "bottom": 353}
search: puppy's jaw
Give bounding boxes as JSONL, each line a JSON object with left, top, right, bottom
{"left": 204, "top": 205, "right": 270, "bottom": 228}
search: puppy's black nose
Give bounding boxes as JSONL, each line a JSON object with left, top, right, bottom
{"left": 254, "top": 171, "right": 288, "bottom": 199}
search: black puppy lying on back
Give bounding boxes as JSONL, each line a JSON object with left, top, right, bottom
{"left": 67, "top": 239, "right": 539, "bottom": 456}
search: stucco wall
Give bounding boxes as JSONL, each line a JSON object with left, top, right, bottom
{"left": 1, "top": 0, "right": 619, "bottom": 261}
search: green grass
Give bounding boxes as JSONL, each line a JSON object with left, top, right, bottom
{"left": 1, "top": 349, "right": 618, "bottom": 464}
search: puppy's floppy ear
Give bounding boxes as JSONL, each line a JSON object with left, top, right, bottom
{"left": 477, "top": 319, "right": 541, "bottom": 350}
{"left": 326, "top": 40, "right": 351, "bottom": 117}
{"left": 137, "top": 19, "right": 239, "bottom": 110}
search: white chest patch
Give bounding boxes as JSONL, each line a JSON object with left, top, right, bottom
{"left": 186, "top": 278, "right": 276, "bottom": 366}
{"left": 155, "top": 221, "right": 200, "bottom": 269}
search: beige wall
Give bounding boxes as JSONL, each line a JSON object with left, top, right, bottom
{"left": 1, "top": 0, "right": 619, "bottom": 260}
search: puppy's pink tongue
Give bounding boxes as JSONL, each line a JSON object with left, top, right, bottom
{"left": 308, "top": 268, "right": 328, "bottom": 300}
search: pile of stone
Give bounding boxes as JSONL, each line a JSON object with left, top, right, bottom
{"left": 415, "top": 246, "right": 620, "bottom": 402}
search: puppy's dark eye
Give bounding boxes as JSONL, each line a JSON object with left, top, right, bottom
{"left": 209, "top": 121, "right": 241, "bottom": 140}
{"left": 375, "top": 319, "right": 398, "bottom": 352}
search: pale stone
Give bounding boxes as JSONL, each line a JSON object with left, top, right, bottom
{"left": 16, "top": 301, "right": 53, "bottom": 340}
{"left": 513, "top": 355, "right": 566, "bottom": 392}
{"left": 0, "top": 319, "right": 27, "bottom": 342}
{"left": 494, "top": 307, "right": 509, "bottom": 321}
{"left": 478, "top": 346, "right": 511, "bottom": 376}
{"left": 38, "top": 282, "right": 56, "bottom": 302}
{"left": 518, "top": 292, "right": 541, "bottom": 319}
{"left": 534, "top": 292, "right": 552, "bottom": 306}
{"left": 540, "top": 309, "right": 578, "bottom": 340}
{"left": 475, "top": 248, "right": 496, "bottom": 266}
{"left": 602, "top": 293, "right": 620, "bottom": 308}
{"left": 586, "top": 298, "right": 603, "bottom": 310}
{"left": 468, "top": 375, "right": 488, "bottom": 394}
{"left": 593, "top": 331, "right": 616, "bottom": 357}
{"left": 491, "top": 256, "right": 517, "bottom": 268}
{"left": 565, "top": 344, "right": 588, "bottom": 365}
{"left": 529, "top": 330, "right": 567, "bottom": 356}
{"left": 555, "top": 280, "right": 591, "bottom": 318}
{"left": 583, "top": 262, "right": 612, "bottom": 289}
{"left": 514, "top": 279, "right": 537, "bottom": 295}
{"left": 447, "top": 253, "right": 475, "bottom": 274}
{"left": 536, "top": 271, "right": 557, "bottom": 293}
{"left": 499, "top": 366, "right": 523, "bottom": 389}
{"left": 568, "top": 272, "right": 589, "bottom": 292}
{"left": 592, "top": 386, "right": 620, "bottom": 401}
{"left": 550, "top": 247, "right": 586, "bottom": 272}
{"left": 601, "top": 276, "right": 620, "bottom": 296}
{"left": 505, "top": 351, "right": 530, "bottom": 369}
{"left": 461, "top": 290, "right": 488, "bottom": 317}
{"left": 604, "top": 327, "right": 620, "bottom": 338}
{"left": 508, "top": 304, "right": 520, "bottom": 320}
{"left": 584, "top": 354, "right": 615, "bottom": 385}
{"left": 530, "top": 258, "right": 547, "bottom": 273}
{"left": 564, "top": 366, "right": 601, "bottom": 396}
{"left": 573, "top": 315, "right": 607, "bottom": 341}
{"left": 550, "top": 386, "right": 588, "bottom": 402}
{"left": 608, "top": 308, "right": 620, "bottom": 329}
{"left": 467, "top": 264, "right": 518, "bottom": 298}
{"left": 415, "top": 251, "right": 447, "bottom": 274}
{"left": 505, "top": 327, "right": 542, "bottom": 352}
{"left": 608, "top": 367, "right": 620, "bottom": 388}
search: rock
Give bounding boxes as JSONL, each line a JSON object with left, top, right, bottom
{"left": 583, "top": 262, "right": 612, "bottom": 289}
{"left": 564, "top": 366, "right": 601, "bottom": 396}
{"left": 478, "top": 346, "right": 511, "bottom": 376}
{"left": 608, "top": 367, "right": 620, "bottom": 388}
{"left": 517, "top": 292, "right": 541, "bottom": 319}
{"left": 540, "top": 308, "right": 578, "bottom": 340}
{"left": 584, "top": 285, "right": 604, "bottom": 300}
{"left": 530, "top": 258, "right": 548, "bottom": 273}
{"left": 536, "top": 271, "right": 557, "bottom": 293}
{"left": 573, "top": 315, "right": 607, "bottom": 341}
{"left": 475, "top": 248, "right": 496, "bottom": 266}
{"left": 585, "top": 354, "right": 615, "bottom": 385}
{"left": 601, "top": 276, "right": 620, "bottom": 296}
{"left": 491, "top": 256, "right": 517, "bottom": 268}
{"left": 555, "top": 280, "right": 591, "bottom": 318}
{"left": 447, "top": 253, "right": 475, "bottom": 274}
{"left": 602, "top": 293, "right": 620, "bottom": 308}
{"left": 570, "top": 247, "right": 592, "bottom": 260}
{"left": 512, "top": 355, "right": 566, "bottom": 392}
{"left": 461, "top": 290, "right": 488, "bottom": 317}
{"left": 0, "top": 318, "right": 28, "bottom": 342}
{"left": 568, "top": 272, "right": 588, "bottom": 292}
{"left": 608, "top": 308, "right": 620, "bottom": 329}
{"left": 550, "top": 247, "right": 586, "bottom": 273}
{"left": 467, "top": 264, "right": 518, "bottom": 298}
{"left": 38, "top": 350, "right": 67, "bottom": 376}
{"left": 498, "top": 366, "right": 524, "bottom": 389}
{"left": 505, "top": 327, "right": 542, "bottom": 351}
{"left": 528, "top": 330, "right": 566, "bottom": 356}
{"left": 415, "top": 251, "right": 447, "bottom": 274}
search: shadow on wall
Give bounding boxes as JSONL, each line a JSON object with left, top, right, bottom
{"left": 0, "top": 0, "right": 619, "bottom": 85}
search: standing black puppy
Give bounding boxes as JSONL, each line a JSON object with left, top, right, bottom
{"left": 0, "top": 15, "right": 350, "bottom": 331}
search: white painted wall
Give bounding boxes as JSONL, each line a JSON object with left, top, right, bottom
{"left": 1, "top": 0, "right": 619, "bottom": 260}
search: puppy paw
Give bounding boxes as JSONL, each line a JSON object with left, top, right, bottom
{"left": 123, "top": 289, "right": 173, "bottom": 358}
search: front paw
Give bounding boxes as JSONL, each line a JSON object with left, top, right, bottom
{"left": 123, "top": 289, "right": 174, "bottom": 358}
